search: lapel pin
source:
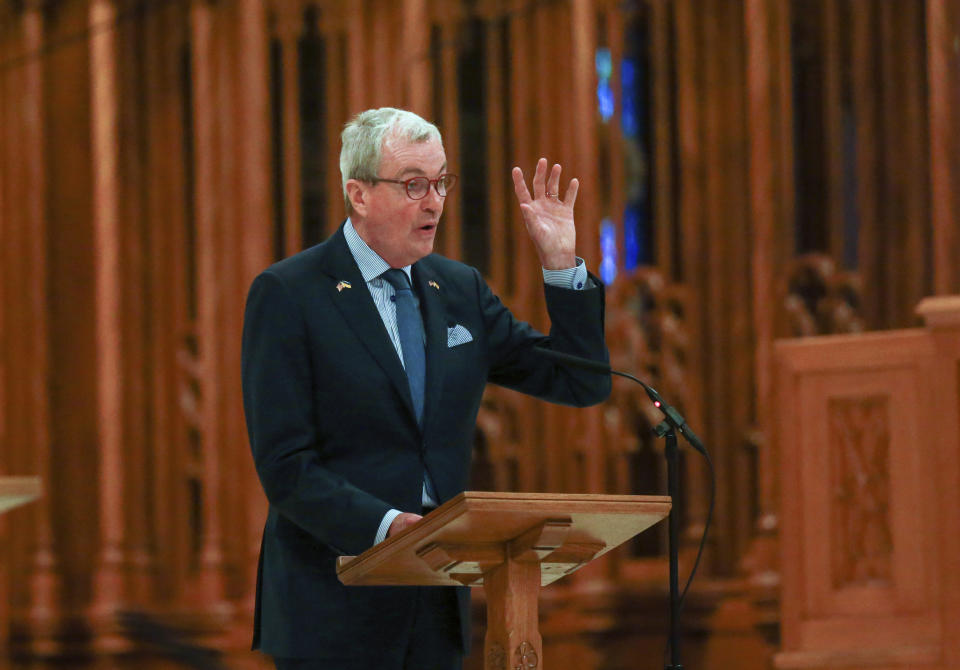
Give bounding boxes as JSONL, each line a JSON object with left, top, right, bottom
{"left": 336, "top": 280, "right": 352, "bottom": 293}
{"left": 428, "top": 280, "right": 440, "bottom": 291}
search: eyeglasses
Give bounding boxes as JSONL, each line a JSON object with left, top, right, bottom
{"left": 370, "top": 173, "right": 458, "bottom": 200}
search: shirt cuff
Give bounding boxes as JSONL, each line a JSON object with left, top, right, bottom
{"left": 375, "top": 508, "right": 403, "bottom": 545}
{"left": 542, "top": 257, "right": 588, "bottom": 290}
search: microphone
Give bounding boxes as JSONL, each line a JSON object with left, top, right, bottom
{"left": 534, "top": 346, "right": 714, "bottom": 670}
{"left": 532, "top": 346, "right": 705, "bottom": 455}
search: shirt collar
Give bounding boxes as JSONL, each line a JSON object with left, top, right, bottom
{"left": 344, "top": 218, "right": 413, "bottom": 284}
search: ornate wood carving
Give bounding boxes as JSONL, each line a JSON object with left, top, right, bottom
{"left": 513, "top": 641, "right": 538, "bottom": 669}
{"left": 487, "top": 641, "right": 506, "bottom": 670}
{"left": 784, "top": 254, "right": 864, "bottom": 336}
{"left": 827, "top": 395, "right": 893, "bottom": 589}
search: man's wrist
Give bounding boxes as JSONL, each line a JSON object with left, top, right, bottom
{"left": 375, "top": 509, "right": 402, "bottom": 545}
{"left": 543, "top": 257, "right": 588, "bottom": 290}
{"left": 541, "top": 254, "right": 577, "bottom": 271}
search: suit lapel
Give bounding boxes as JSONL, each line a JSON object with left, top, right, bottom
{"left": 412, "top": 260, "right": 447, "bottom": 437}
{"left": 317, "top": 226, "right": 417, "bottom": 422}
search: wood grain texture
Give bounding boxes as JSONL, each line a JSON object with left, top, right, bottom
{"left": 775, "top": 302, "right": 960, "bottom": 669}
{"left": 337, "top": 492, "right": 670, "bottom": 587}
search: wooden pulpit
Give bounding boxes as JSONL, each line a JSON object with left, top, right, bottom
{"left": 337, "top": 491, "right": 671, "bottom": 668}
{"left": 0, "top": 476, "right": 41, "bottom": 515}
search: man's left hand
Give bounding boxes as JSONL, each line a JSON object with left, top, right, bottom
{"left": 512, "top": 158, "right": 579, "bottom": 270}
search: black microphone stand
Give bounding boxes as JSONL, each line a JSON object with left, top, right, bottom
{"left": 655, "top": 419, "right": 683, "bottom": 670}
{"left": 642, "top": 385, "right": 703, "bottom": 670}
{"left": 529, "top": 346, "right": 710, "bottom": 670}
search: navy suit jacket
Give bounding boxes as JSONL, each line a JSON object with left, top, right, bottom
{"left": 241, "top": 224, "right": 611, "bottom": 662}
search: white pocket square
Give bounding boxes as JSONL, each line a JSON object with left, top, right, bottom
{"left": 447, "top": 324, "right": 473, "bottom": 348}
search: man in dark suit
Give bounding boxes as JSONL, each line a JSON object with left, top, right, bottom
{"left": 241, "top": 108, "right": 610, "bottom": 670}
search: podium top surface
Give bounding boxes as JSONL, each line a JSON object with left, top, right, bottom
{"left": 337, "top": 491, "right": 670, "bottom": 587}
{"left": 0, "top": 476, "right": 42, "bottom": 515}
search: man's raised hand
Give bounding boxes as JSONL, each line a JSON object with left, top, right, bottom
{"left": 511, "top": 157, "right": 579, "bottom": 270}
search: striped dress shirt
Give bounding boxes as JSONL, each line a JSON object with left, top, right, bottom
{"left": 342, "top": 219, "right": 588, "bottom": 544}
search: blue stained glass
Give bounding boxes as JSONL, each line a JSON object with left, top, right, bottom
{"left": 623, "top": 212, "right": 637, "bottom": 270}
{"left": 625, "top": 204, "right": 654, "bottom": 268}
{"left": 597, "top": 81, "right": 615, "bottom": 122}
{"left": 600, "top": 217, "right": 618, "bottom": 285}
{"left": 621, "top": 57, "right": 636, "bottom": 88}
{"left": 595, "top": 48, "right": 612, "bottom": 79}
{"left": 621, "top": 58, "right": 638, "bottom": 138}
{"left": 596, "top": 47, "right": 614, "bottom": 122}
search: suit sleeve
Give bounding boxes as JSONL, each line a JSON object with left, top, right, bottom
{"left": 477, "top": 268, "right": 612, "bottom": 406}
{"left": 241, "top": 271, "right": 392, "bottom": 556}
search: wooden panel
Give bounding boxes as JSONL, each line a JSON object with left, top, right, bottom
{"left": 775, "top": 311, "right": 960, "bottom": 669}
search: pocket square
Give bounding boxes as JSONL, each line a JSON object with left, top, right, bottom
{"left": 446, "top": 324, "right": 473, "bottom": 348}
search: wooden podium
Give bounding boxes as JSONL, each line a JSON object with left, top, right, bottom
{"left": 337, "top": 491, "right": 671, "bottom": 668}
{"left": 0, "top": 476, "right": 41, "bottom": 515}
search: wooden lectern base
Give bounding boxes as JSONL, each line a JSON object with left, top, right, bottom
{"left": 337, "top": 492, "right": 670, "bottom": 669}
{"left": 0, "top": 476, "right": 42, "bottom": 515}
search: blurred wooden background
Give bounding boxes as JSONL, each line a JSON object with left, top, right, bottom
{"left": 0, "top": 0, "right": 958, "bottom": 668}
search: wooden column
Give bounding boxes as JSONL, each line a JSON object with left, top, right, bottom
{"left": 235, "top": 0, "right": 274, "bottom": 615}
{"left": 508, "top": 3, "right": 535, "bottom": 308}
{"left": 0, "top": 12, "right": 19, "bottom": 658}
{"left": 115, "top": 0, "right": 155, "bottom": 611}
{"left": 237, "top": 0, "right": 276, "bottom": 286}
{"left": 927, "top": 0, "right": 960, "bottom": 295}
{"left": 743, "top": 0, "right": 793, "bottom": 583}
{"left": 15, "top": 2, "right": 61, "bottom": 653}
{"left": 437, "top": 5, "right": 462, "bottom": 262}
{"left": 321, "top": 5, "right": 349, "bottom": 238}
{"left": 482, "top": 6, "right": 508, "bottom": 292}
{"left": 821, "top": 0, "right": 845, "bottom": 264}
{"left": 851, "top": 2, "right": 881, "bottom": 327}
{"left": 143, "top": 1, "right": 192, "bottom": 613}
{"left": 403, "top": 0, "right": 430, "bottom": 115}
{"left": 346, "top": 1, "right": 367, "bottom": 114}
{"left": 568, "top": 0, "right": 606, "bottom": 512}
{"left": 674, "top": 0, "right": 721, "bottom": 567}
{"left": 650, "top": 0, "right": 676, "bottom": 278}
{"left": 190, "top": 0, "right": 231, "bottom": 622}
{"left": 0, "top": 17, "right": 6, "bottom": 483}
{"left": 878, "top": 0, "right": 929, "bottom": 327}
{"left": 370, "top": 0, "right": 401, "bottom": 109}
{"left": 89, "top": 0, "right": 128, "bottom": 637}
{"left": 276, "top": 0, "right": 304, "bottom": 257}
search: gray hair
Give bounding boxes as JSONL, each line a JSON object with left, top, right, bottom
{"left": 339, "top": 108, "right": 443, "bottom": 214}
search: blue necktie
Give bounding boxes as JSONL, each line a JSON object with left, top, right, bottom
{"left": 381, "top": 269, "right": 426, "bottom": 424}
{"left": 382, "top": 269, "right": 439, "bottom": 506}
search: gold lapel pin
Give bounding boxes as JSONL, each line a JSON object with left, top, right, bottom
{"left": 428, "top": 280, "right": 440, "bottom": 291}
{"left": 336, "top": 280, "right": 352, "bottom": 293}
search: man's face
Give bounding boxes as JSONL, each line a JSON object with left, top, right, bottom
{"left": 349, "top": 135, "right": 447, "bottom": 268}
